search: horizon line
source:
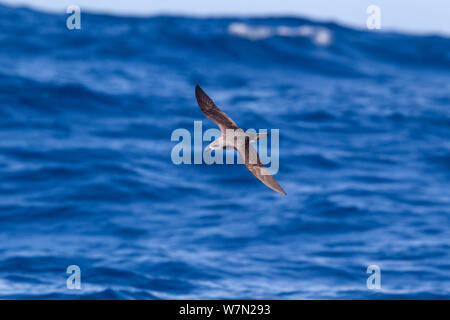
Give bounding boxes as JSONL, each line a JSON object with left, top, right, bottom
{"left": 1, "top": 2, "right": 449, "bottom": 37}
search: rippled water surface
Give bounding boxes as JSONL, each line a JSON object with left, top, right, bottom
{"left": 0, "top": 5, "right": 449, "bottom": 299}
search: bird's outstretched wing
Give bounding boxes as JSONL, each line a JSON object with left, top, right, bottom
{"left": 195, "top": 85, "right": 238, "bottom": 133}
{"left": 235, "top": 136, "right": 287, "bottom": 195}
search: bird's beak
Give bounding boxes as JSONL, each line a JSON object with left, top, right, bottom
{"left": 204, "top": 145, "right": 213, "bottom": 153}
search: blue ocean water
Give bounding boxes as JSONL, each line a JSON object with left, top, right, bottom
{"left": 0, "top": 4, "right": 449, "bottom": 299}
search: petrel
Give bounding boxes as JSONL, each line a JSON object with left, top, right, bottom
{"left": 195, "top": 85, "right": 287, "bottom": 195}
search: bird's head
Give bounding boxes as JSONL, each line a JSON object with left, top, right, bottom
{"left": 205, "top": 140, "right": 221, "bottom": 153}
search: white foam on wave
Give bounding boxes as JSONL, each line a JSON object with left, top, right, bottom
{"left": 228, "top": 23, "right": 332, "bottom": 46}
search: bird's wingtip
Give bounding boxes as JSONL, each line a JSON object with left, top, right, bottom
{"left": 277, "top": 186, "right": 287, "bottom": 195}
{"left": 273, "top": 186, "right": 287, "bottom": 195}
{"left": 195, "top": 85, "right": 203, "bottom": 97}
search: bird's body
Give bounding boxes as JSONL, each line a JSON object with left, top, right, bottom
{"left": 205, "top": 130, "right": 265, "bottom": 151}
{"left": 195, "top": 85, "right": 286, "bottom": 195}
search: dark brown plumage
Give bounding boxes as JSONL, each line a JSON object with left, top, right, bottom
{"left": 195, "top": 85, "right": 238, "bottom": 132}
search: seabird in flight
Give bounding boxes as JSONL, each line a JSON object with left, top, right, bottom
{"left": 195, "top": 85, "right": 287, "bottom": 195}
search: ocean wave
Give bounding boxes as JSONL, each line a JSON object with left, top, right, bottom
{"left": 228, "top": 22, "right": 333, "bottom": 45}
